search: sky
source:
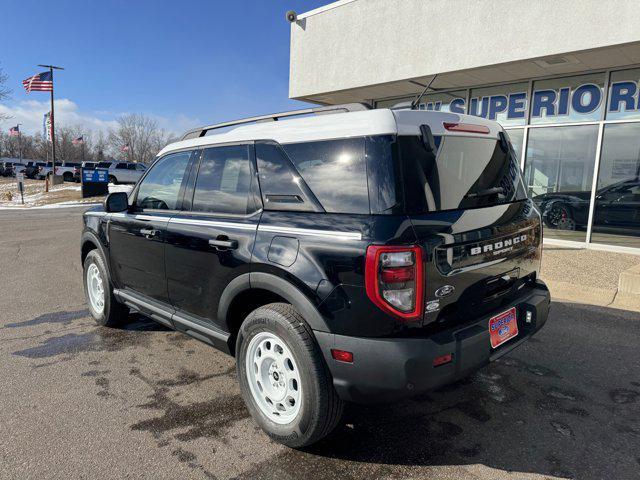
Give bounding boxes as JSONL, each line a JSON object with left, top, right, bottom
{"left": 0, "top": 0, "right": 330, "bottom": 136}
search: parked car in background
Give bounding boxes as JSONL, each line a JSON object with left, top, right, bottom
{"left": 533, "top": 178, "right": 640, "bottom": 232}
{"left": 24, "top": 161, "right": 46, "bottom": 179}
{"left": 105, "top": 162, "right": 147, "bottom": 184}
{"left": 13, "top": 163, "right": 27, "bottom": 176}
{"left": 1, "top": 162, "right": 16, "bottom": 177}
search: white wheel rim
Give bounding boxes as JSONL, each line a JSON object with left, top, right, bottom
{"left": 245, "top": 331, "right": 302, "bottom": 425}
{"left": 86, "top": 263, "right": 105, "bottom": 314}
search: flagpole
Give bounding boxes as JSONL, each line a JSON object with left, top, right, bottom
{"left": 38, "top": 64, "right": 64, "bottom": 183}
{"left": 17, "top": 123, "right": 22, "bottom": 162}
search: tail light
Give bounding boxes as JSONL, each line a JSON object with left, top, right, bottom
{"left": 365, "top": 245, "right": 424, "bottom": 321}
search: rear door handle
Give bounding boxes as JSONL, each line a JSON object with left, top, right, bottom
{"left": 140, "top": 228, "right": 157, "bottom": 238}
{"left": 208, "top": 238, "right": 238, "bottom": 250}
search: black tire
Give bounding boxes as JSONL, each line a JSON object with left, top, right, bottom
{"left": 83, "top": 249, "right": 128, "bottom": 327}
{"left": 63, "top": 172, "right": 73, "bottom": 182}
{"left": 544, "top": 203, "right": 576, "bottom": 230}
{"left": 236, "top": 303, "right": 344, "bottom": 448}
{"left": 108, "top": 175, "right": 117, "bottom": 184}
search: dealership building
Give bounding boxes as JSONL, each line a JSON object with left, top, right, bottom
{"left": 289, "top": 0, "right": 640, "bottom": 253}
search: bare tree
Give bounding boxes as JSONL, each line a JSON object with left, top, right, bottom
{"left": 94, "top": 130, "right": 107, "bottom": 162}
{"left": 108, "top": 113, "right": 168, "bottom": 163}
{"left": 0, "top": 64, "right": 12, "bottom": 123}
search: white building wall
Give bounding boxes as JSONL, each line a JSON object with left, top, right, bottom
{"left": 289, "top": 0, "right": 640, "bottom": 100}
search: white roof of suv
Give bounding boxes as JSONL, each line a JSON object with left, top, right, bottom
{"left": 159, "top": 107, "right": 503, "bottom": 157}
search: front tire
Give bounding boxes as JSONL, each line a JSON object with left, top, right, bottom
{"left": 544, "top": 203, "right": 576, "bottom": 230}
{"left": 236, "top": 303, "right": 344, "bottom": 448}
{"left": 83, "top": 249, "right": 128, "bottom": 327}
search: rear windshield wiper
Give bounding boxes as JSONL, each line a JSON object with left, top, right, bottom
{"left": 464, "top": 187, "right": 505, "bottom": 199}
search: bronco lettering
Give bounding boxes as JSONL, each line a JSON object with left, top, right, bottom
{"left": 469, "top": 234, "right": 528, "bottom": 256}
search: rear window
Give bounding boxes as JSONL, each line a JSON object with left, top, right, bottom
{"left": 282, "top": 138, "right": 369, "bottom": 214}
{"left": 398, "top": 135, "right": 527, "bottom": 212}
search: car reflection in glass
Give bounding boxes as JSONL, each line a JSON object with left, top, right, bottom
{"left": 532, "top": 177, "right": 640, "bottom": 234}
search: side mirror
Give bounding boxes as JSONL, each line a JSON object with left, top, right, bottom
{"left": 104, "top": 192, "right": 129, "bottom": 213}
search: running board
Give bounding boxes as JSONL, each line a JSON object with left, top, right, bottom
{"left": 113, "top": 289, "right": 232, "bottom": 354}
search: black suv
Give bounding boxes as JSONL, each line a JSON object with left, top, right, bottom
{"left": 81, "top": 104, "right": 550, "bottom": 448}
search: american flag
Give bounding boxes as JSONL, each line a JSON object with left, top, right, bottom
{"left": 121, "top": 144, "right": 130, "bottom": 152}
{"left": 72, "top": 136, "right": 84, "bottom": 145}
{"left": 22, "top": 71, "right": 53, "bottom": 93}
{"left": 9, "top": 125, "right": 20, "bottom": 136}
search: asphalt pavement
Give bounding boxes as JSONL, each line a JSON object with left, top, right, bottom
{"left": 1, "top": 207, "right": 639, "bottom": 480}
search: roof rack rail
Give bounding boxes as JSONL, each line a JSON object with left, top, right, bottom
{"left": 180, "top": 103, "right": 371, "bottom": 141}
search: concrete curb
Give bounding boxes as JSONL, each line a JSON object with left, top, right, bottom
{"left": 545, "top": 279, "right": 640, "bottom": 312}
{"left": 619, "top": 264, "right": 640, "bottom": 295}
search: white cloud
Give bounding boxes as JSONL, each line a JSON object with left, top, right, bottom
{"left": 0, "top": 98, "right": 118, "bottom": 136}
{"left": 0, "top": 98, "right": 200, "bottom": 138}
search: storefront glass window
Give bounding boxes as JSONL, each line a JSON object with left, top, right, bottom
{"left": 376, "top": 90, "right": 467, "bottom": 113}
{"left": 606, "top": 68, "right": 640, "bottom": 121}
{"left": 591, "top": 123, "right": 640, "bottom": 248}
{"left": 469, "top": 82, "right": 528, "bottom": 127}
{"left": 530, "top": 73, "right": 605, "bottom": 125}
{"left": 505, "top": 129, "right": 524, "bottom": 164}
{"left": 524, "top": 125, "right": 598, "bottom": 241}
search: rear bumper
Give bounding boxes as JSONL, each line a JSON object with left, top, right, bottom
{"left": 315, "top": 281, "right": 550, "bottom": 403}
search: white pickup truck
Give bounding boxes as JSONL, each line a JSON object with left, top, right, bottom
{"left": 38, "top": 162, "right": 81, "bottom": 182}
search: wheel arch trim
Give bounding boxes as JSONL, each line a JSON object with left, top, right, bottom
{"left": 81, "top": 231, "right": 111, "bottom": 279}
{"left": 217, "top": 272, "right": 330, "bottom": 334}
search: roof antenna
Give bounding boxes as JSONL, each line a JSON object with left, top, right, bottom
{"left": 411, "top": 74, "right": 438, "bottom": 110}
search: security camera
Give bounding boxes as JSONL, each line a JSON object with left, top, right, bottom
{"left": 286, "top": 10, "right": 297, "bottom": 23}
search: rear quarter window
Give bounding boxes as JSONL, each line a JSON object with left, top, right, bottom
{"left": 282, "top": 138, "right": 369, "bottom": 214}
{"left": 255, "top": 142, "right": 318, "bottom": 212}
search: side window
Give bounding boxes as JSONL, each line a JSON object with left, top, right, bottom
{"left": 135, "top": 151, "right": 192, "bottom": 210}
{"left": 136, "top": 164, "right": 146, "bottom": 171}
{"left": 282, "top": 138, "right": 369, "bottom": 214}
{"left": 116, "top": 162, "right": 127, "bottom": 169}
{"left": 192, "top": 145, "right": 254, "bottom": 215}
{"left": 255, "top": 142, "right": 317, "bottom": 212}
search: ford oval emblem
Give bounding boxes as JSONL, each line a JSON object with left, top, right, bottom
{"left": 435, "top": 285, "right": 455, "bottom": 298}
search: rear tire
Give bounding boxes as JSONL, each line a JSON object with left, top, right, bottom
{"left": 108, "top": 175, "right": 117, "bottom": 184}
{"left": 236, "top": 303, "right": 344, "bottom": 448}
{"left": 83, "top": 249, "right": 128, "bottom": 327}
{"left": 63, "top": 172, "right": 73, "bottom": 182}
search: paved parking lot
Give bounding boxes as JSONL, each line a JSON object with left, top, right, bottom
{"left": 1, "top": 207, "right": 639, "bottom": 479}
